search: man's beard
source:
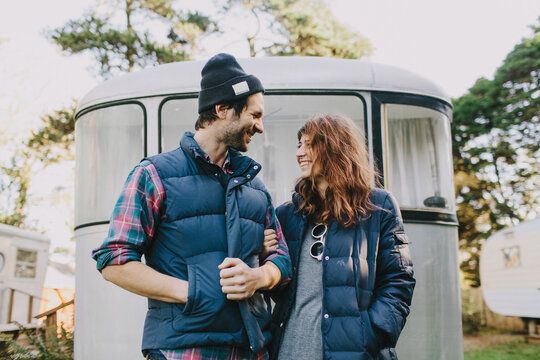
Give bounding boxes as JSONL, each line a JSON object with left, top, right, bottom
{"left": 222, "top": 126, "right": 249, "bottom": 152}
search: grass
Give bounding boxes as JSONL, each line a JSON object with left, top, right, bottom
{"left": 464, "top": 335, "right": 540, "bottom": 360}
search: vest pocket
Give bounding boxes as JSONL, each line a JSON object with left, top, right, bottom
{"left": 182, "top": 263, "right": 199, "bottom": 315}
{"left": 173, "top": 251, "right": 242, "bottom": 333}
{"left": 181, "top": 252, "right": 227, "bottom": 317}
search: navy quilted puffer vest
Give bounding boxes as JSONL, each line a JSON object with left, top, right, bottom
{"left": 141, "top": 132, "right": 272, "bottom": 353}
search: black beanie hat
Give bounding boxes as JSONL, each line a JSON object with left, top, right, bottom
{"left": 198, "top": 53, "right": 264, "bottom": 113}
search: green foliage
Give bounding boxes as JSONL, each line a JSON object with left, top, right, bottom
{"left": 452, "top": 20, "right": 540, "bottom": 287}
{"left": 223, "top": 0, "right": 373, "bottom": 58}
{"left": 0, "top": 103, "right": 76, "bottom": 228}
{"left": 0, "top": 213, "right": 26, "bottom": 227}
{"left": 2, "top": 0, "right": 216, "bottom": 227}
{"left": 49, "top": 0, "right": 216, "bottom": 77}
{"left": 4, "top": 0, "right": 372, "bottom": 228}
{"left": 0, "top": 151, "right": 34, "bottom": 228}
{"left": 0, "top": 325, "right": 73, "bottom": 360}
{"left": 461, "top": 291, "right": 483, "bottom": 334}
{"left": 27, "top": 103, "right": 77, "bottom": 164}
{"left": 464, "top": 338, "right": 540, "bottom": 360}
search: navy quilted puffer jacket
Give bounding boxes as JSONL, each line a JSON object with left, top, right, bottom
{"left": 270, "top": 188, "right": 415, "bottom": 360}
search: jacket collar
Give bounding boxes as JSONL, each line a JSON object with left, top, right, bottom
{"left": 292, "top": 181, "right": 304, "bottom": 209}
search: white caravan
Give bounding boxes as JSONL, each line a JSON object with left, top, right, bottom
{"left": 0, "top": 223, "right": 50, "bottom": 329}
{"left": 480, "top": 218, "right": 540, "bottom": 333}
{"left": 74, "top": 57, "right": 463, "bottom": 359}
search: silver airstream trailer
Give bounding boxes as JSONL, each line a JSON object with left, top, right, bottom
{"left": 74, "top": 57, "right": 462, "bottom": 359}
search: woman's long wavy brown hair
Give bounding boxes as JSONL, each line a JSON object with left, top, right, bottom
{"left": 296, "top": 114, "right": 380, "bottom": 227}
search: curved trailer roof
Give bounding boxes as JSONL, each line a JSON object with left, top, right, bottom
{"left": 0, "top": 223, "right": 49, "bottom": 243}
{"left": 78, "top": 56, "right": 451, "bottom": 113}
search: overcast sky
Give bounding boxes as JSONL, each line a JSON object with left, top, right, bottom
{"left": 1, "top": 0, "right": 538, "bottom": 124}
{"left": 0, "top": 0, "right": 539, "bottom": 253}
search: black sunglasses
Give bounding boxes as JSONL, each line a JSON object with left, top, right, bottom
{"left": 310, "top": 223, "right": 327, "bottom": 261}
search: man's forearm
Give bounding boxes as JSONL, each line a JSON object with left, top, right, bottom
{"left": 102, "top": 261, "right": 188, "bottom": 303}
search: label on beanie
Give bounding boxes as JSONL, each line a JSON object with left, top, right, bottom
{"left": 232, "top": 81, "right": 250, "bottom": 96}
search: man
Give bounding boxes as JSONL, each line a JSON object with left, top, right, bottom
{"left": 92, "top": 53, "right": 292, "bottom": 360}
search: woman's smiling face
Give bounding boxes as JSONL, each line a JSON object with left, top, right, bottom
{"left": 296, "top": 134, "right": 313, "bottom": 178}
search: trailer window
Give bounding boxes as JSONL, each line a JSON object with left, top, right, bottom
{"left": 384, "top": 104, "right": 454, "bottom": 211}
{"left": 15, "top": 248, "right": 37, "bottom": 278}
{"left": 160, "top": 98, "right": 198, "bottom": 152}
{"left": 161, "top": 94, "right": 365, "bottom": 205}
{"left": 75, "top": 104, "right": 145, "bottom": 227}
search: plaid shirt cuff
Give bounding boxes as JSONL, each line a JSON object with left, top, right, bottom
{"left": 261, "top": 198, "right": 292, "bottom": 286}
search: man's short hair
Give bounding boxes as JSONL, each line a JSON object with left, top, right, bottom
{"left": 195, "top": 96, "right": 250, "bottom": 130}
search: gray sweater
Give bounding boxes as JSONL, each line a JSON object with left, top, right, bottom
{"left": 278, "top": 224, "right": 323, "bottom": 360}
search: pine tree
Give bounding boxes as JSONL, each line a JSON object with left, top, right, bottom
{"left": 219, "top": 0, "right": 373, "bottom": 58}
{"left": 452, "top": 21, "right": 540, "bottom": 286}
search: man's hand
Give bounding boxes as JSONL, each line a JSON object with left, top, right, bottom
{"left": 218, "top": 258, "right": 260, "bottom": 300}
{"left": 218, "top": 257, "right": 281, "bottom": 300}
{"left": 259, "top": 229, "right": 278, "bottom": 260}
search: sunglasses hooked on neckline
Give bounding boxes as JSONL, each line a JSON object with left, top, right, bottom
{"left": 310, "top": 223, "right": 327, "bottom": 261}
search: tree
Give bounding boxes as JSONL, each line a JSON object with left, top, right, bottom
{"left": 40, "top": 0, "right": 217, "bottom": 162}
{"left": 452, "top": 22, "right": 540, "bottom": 287}
{"left": 0, "top": 104, "right": 77, "bottom": 228}
{"left": 0, "top": 38, "right": 34, "bottom": 228}
{"left": 0, "top": 0, "right": 217, "bottom": 229}
{"left": 27, "top": 103, "right": 78, "bottom": 165}
{"left": 50, "top": 0, "right": 216, "bottom": 77}
{"left": 2, "top": 0, "right": 374, "bottom": 229}
{"left": 219, "top": 0, "right": 373, "bottom": 58}
{"left": 0, "top": 154, "right": 33, "bottom": 227}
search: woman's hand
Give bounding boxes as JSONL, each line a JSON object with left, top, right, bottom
{"left": 260, "top": 228, "right": 278, "bottom": 259}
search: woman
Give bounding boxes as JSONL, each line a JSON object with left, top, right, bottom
{"left": 264, "top": 114, "right": 415, "bottom": 360}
